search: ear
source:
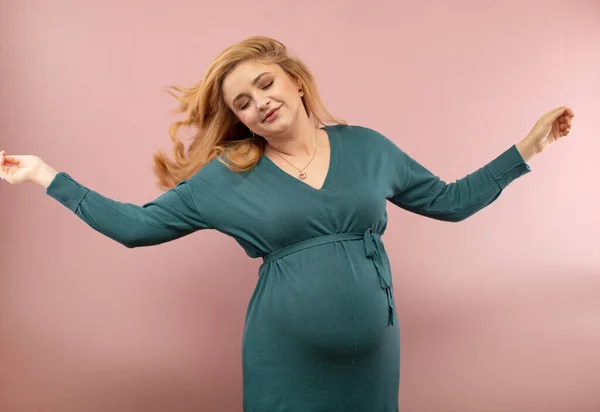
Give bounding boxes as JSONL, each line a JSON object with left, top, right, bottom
{"left": 296, "top": 80, "right": 305, "bottom": 97}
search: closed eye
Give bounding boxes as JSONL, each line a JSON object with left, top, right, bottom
{"left": 238, "top": 80, "right": 274, "bottom": 110}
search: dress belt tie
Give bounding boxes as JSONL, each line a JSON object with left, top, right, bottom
{"left": 262, "top": 228, "right": 395, "bottom": 326}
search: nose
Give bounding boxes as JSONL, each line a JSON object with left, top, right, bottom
{"left": 256, "top": 94, "right": 271, "bottom": 111}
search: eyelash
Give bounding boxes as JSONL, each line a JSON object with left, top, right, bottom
{"left": 239, "top": 80, "right": 274, "bottom": 110}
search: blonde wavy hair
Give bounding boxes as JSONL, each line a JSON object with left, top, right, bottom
{"left": 153, "top": 35, "right": 345, "bottom": 190}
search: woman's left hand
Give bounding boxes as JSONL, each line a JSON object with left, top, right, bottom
{"left": 516, "top": 106, "right": 575, "bottom": 162}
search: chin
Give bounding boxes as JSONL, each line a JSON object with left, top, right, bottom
{"left": 259, "top": 119, "right": 295, "bottom": 136}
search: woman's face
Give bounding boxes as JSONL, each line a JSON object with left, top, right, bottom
{"left": 221, "top": 61, "right": 305, "bottom": 137}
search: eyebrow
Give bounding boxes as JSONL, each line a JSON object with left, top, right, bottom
{"left": 232, "top": 72, "right": 271, "bottom": 105}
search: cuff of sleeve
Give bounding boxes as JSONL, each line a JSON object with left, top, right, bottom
{"left": 45, "top": 172, "right": 89, "bottom": 213}
{"left": 485, "top": 145, "right": 532, "bottom": 189}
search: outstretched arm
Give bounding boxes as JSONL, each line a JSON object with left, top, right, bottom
{"left": 388, "top": 144, "right": 530, "bottom": 222}
{"left": 386, "top": 106, "right": 574, "bottom": 222}
{"left": 0, "top": 154, "right": 211, "bottom": 247}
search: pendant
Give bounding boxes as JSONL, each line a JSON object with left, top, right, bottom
{"left": 299, "top": 171, "right": 307, "bottom": 180}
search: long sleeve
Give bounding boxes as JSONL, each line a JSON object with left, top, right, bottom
{"left": 386, "top": 140, "right": 532, "bottom": 222}
{"left": 46, "top": 172, "right": 212, "bottom": 247}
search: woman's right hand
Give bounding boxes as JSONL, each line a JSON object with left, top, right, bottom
{"left": 0, "top": 150, "right": 58, "bottom": 187}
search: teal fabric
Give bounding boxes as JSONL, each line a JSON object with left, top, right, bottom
{"left": 46, "top": 124, "right": 531, "bottom": 411}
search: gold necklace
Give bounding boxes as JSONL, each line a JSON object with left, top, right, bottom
{"left": 268, "top": 129, "right": 318, "bottom": 181}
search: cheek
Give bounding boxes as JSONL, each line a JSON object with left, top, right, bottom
{"left": 286, "top": 89, "right": 303, "bottom": 111}
{"left": 237, "top": 110, "right": 260, "bottom": 128}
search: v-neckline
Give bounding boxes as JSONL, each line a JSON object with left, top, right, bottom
{"left": 259, "top": 126, "right": 339, "bottom": 192}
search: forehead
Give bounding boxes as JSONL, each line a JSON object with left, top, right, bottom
{"left": 222, "top": 61, "right": 282, "bottom": 99}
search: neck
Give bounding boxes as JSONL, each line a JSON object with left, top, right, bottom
{"left": 265, "top": 118, "right": 319, "bottom": 157}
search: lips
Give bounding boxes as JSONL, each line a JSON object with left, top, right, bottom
{"left": 263, "top": 107, "right": 280, "bottom": 122}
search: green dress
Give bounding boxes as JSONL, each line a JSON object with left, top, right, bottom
{"left": 46, "top": 124, "right": 530, "bottom": 411}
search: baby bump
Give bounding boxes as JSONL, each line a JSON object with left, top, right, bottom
{"left": 243, "top": 240, "right": 396, "bottom": 358}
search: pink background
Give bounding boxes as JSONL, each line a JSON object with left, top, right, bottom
{"left": 1, "top": 1, "right": 599, "bottom": 411}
